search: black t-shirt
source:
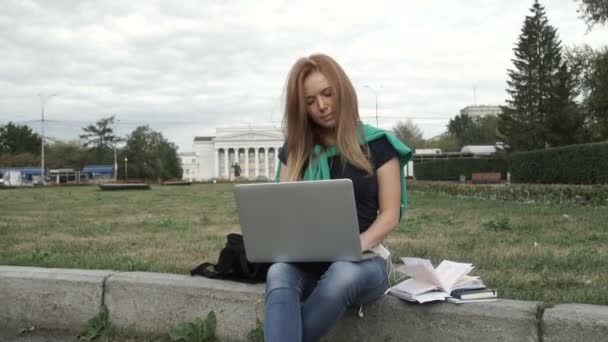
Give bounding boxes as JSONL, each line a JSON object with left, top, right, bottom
{"left": 278, "top": 137, "right": 399, "bottom": 233}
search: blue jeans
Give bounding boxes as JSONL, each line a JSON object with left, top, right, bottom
{"left": 264, "top": 257, "right": 390, "bottom": 342}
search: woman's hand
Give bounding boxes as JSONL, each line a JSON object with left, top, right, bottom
{"left": 361, "top": 234, "right": 374, "bottom": 252}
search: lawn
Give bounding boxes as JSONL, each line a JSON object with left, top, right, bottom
{"left": 0, "top": 183, "right": 606, "bottom": 305}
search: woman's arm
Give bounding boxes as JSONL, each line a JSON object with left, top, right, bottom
{"left": 359, "top": 157, "right": 401, "bottom": 251}
{"left": 279, "top": 162, "right": 289, "bottom": 182}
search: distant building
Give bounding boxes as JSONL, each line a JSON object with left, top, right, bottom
{"left": 180, "top": 152, "right": 199, "bottom": 181}
{"left": 414, "top": 148, "right": 442, "bottom": 155}
{"left": 460, "top": 105, "right": 502, "bottom": 118}
{"left": 460, "top": 145, "right": 498, "bottom": 156}
{"left": 49, "top": 169, "right": 78, "bottom": 184}
{"left": 180, "top": 124, "right": 284, "bottom": 181}
{"left": 81, "top": 165, "right": 113, "bottom": 182}
{"left": 0, "top": 167, "right": 42, "bottom": 185}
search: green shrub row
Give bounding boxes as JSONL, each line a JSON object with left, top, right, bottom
{"left": 408, "top": 181, "right": 608, "bottom": 206}
{"left": 413, "top": 157, "right": 508, "bottom": 181}
{"left": 413, "top": 142, "right": 608, "bottom": 184}
{"left": 509, "top": 142, "right": 608, "bottom": 184}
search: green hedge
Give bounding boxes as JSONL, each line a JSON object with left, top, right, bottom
{"left": 409, "top": 181, "right": 608, "bottom": 206}
{"left": 509, "top": 142, "right": 608, "bottom": 184}
{"left": 413, "top": 142, "right": 608, "bottom": 184}
{"left": 413, "top": 157, "right": 507, "bottom": 181}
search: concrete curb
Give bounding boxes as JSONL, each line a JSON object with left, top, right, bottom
{"left": 329, "top": 297, "right": 539, "bottom": 341}
{"left": 1, "top": 266, "right": 607, "bottom": 341}
{"left": 0, "top": 266, "right": 115, "bottom": 331}
{"left": 543, "top": 304, "right": 608, "bottom": 342}
{"left": 105, "top": 272, "right": 265, "bottom": 340}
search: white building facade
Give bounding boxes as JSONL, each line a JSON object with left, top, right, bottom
{"left": 180, "top": 125, "right": 284, "bottom": 181}
{"left": 180, "top": 152, "right": 200, "bottom": 181}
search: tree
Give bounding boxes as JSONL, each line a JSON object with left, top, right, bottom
{"left": 392, "top": 119, "right": 425, "bottom": 149}
{"left": 123, "top": 126, "right": 182, "bottom": 182}
{"left": 447, "top": 113, "right": 474, "bottom": 139}
{"left": 570, "top": 0, "right": 608, "bottom": 139}
{"left": 447, "top": 114, "right": 501, "bottom": 147}
{"left": 564, "top": 44, "right": 596, "bottom": 99}
{"left": 0, "top": 122, "right": 42, "bottom": 155}
{"left": 585, "top": 48, "right": 608, "bottom": 139}
{"left": 576, "top": 0, "right": 608, "bottom": 28}
{"left": 0, "top": 152, "right": 39, "bottom": 167}
{"left": 464, "top": 115, "right": 501, "bottom": 146}
{"left": 500, "top": 0, "right": 580, "bottom": 150}
{"left": 546, "top": 62, "right": 586, "bottom": 146}
{"left": 79, "top": 116, "right": 121, "bottom": 164}
{"left": 423, "top": 134, "right": 461, "bottom": 152}
{"left": 565, "top": 45, "right": 608, "bottom": 141}
{"left": 46, "top": 140, "right": 89, "bottom": 170}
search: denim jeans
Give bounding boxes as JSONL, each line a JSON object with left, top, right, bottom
{"left": 264, "top": 256, "right": 390, "bottom": 342}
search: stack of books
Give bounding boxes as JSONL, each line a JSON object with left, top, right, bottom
{"left": 389, "top": 257, "right": 497, "bottom": 304}
{"left": 447, "top": 287, "right": 497, "bottom": 303}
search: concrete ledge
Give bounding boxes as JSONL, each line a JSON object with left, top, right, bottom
{"left": 105, "top": 272, "right": 265, "bottom": 340}
{"left": 0, "top": 266, "right": 115, "bottom": 332}
{"left": 2, "top": 267, "right": 608, "bottom": 341}
{"left": 543, "top": 303, "right": 608, "bottom": 342}
{"left": 329, "top": 297, "right": 539, "bottom": 341}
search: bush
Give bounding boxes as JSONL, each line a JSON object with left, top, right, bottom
{"left": 409, "top": 181, "right": 608, "bottom": 206}
{"left": 413, "top": 142, "right": 608, "bottom": 184}
{"left": 414, "top": 157, "right": 507, "bottom": 181}
{"left": 509, "top": 142, "right": 608, "bottom": 184}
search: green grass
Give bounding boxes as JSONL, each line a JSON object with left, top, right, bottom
{"left": 1, "top": 184, "right": 607, "bottom": 305}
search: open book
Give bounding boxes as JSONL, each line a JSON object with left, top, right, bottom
{"left": 389, "top": 257, "right": 485, "bottom": 303}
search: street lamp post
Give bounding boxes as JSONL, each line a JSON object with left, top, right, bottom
{"left": 113, "top": 118, "right": 119, "bottom": 182}
{"left": 364, "top": 85, "right": 382, "bottom": 127}
{"left": 114, "top": 147, "right": 118, "bottom": 182}
{"left": 39, "top": 94, "right": 56, "bottom": 184}
{"left": 124, "top": 157, "right": 128, "bottom": 181}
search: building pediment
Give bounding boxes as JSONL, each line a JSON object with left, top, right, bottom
{"left": 214, "top": 131, "right": 284, "bottom": 142}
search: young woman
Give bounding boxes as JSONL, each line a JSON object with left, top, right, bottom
{"left": 265, "top": 54, "right": 412, "bottom": 342}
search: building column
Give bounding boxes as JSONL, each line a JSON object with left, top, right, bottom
{"left": 264, "top": 147, "right": 269, "bottom": 178}
{"left": 245, "top": 148, "right": 250, "bottom": 178}
{"left": 255, "top": 148, "right": 259, "bottom": 177}
{"left": 214, "top": 149, "right": 219, "bottom": 178}
{"left": 224, "top": 148, "right": 229, "bottom": 178}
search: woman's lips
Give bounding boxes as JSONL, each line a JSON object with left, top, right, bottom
{"left": 321, "top": 114, "right": 334, "bottom": 121}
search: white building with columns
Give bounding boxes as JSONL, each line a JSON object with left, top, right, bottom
{"left": 180, "top": 124, "right": 284, "bottom": 181}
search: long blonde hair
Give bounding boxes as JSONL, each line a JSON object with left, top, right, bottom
{"left": 282, "top": 54, "right": 372, "bottom": 181}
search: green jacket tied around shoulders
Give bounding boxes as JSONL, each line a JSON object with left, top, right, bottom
{"left": 275, "top": 123, "right": 413, "bottom": 220}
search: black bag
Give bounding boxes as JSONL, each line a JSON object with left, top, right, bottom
{"left": 190, "top": 233, "right": 270, "bottom": 284}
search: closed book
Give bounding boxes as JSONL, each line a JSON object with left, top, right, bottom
{"left": 447, "top": 297, "right": 497, "bottom": 304}
{"left": 450, "top": 288, "right": 497, "bottom": 300}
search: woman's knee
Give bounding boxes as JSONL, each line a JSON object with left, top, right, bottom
{"left": 324, "top": 258, "right": 387, "bottom": 293}
{"left": 265, "top": 262, "right": 301, "bottom": 293}
{"left": 323, "top": 261, "right": 363, "bottom": 291}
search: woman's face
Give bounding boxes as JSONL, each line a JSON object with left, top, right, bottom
{"left": 303, "top": 71, "right": 336, "bottom": 128}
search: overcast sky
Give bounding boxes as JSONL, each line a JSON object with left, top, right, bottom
{"left": 1, "top": 0, "right": 606, "bottom": 152}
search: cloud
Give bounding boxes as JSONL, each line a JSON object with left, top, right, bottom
{"left": 1, "top": 0, "right": 607, "bottom": 152}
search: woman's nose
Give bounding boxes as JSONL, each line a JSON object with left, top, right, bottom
{"left": 317, "top": 97, "right": 328, "bottom": 111}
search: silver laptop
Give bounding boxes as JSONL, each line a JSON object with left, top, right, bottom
{"left": 233, "top": 179, "right": 362, "bottom": 263}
